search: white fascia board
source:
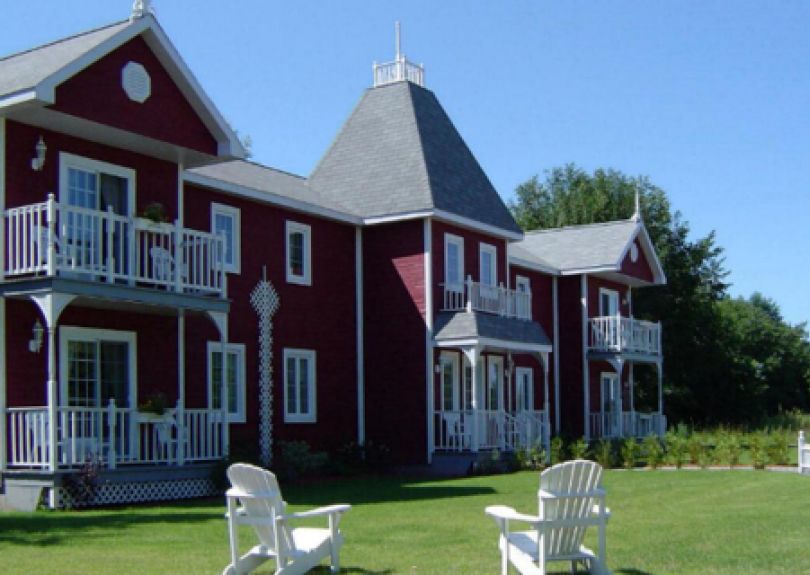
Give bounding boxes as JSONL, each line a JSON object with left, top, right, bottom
{"left": 613, "top": 223, "right": 666, "bottom": 286}
{"left": 363, "top": 211, "right": 434, "bottom": 225}
{"left": 508, "top": 255, "right": 560, "bottom": 276}
{"left": 433, "top": 209, "right": 524, "bottom": 241}
{"left": 559, "top": 265, "right": 619, "bottom": 276}
{"left": 183, "top": 171, "right": 361, "bottom": 225}
{"left": 0, "top": 89, "right": 40, "bottom": 110}
{"left": 434, "top": 336, "right": 552, "bottom": 354}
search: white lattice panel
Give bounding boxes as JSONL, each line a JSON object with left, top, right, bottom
{"left": 251, "top": 271, "right": 280, "bottom": 467}
{"left": 54, "top": 478, "right": 217, "bottom": 509}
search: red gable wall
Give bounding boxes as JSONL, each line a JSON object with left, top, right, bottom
{"left": 619, "top": 237, "right": 655, "bottom": 283}
{"left": 52, "top": 35, "right": 218, "bottom": 155}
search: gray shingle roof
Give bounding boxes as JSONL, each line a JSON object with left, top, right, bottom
{"left": 309, "top": 81, "right": 521, "bottom": 235}
{"left": 0, "top": 20, "right": 130, "bottom": 99}
{"left": 510, "top": 220, "right": 639, "bottom": 272}
{"left": 434, "top": 312, "right": 552, "bottom": 348}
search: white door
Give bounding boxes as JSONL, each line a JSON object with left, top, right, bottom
{"left": 515, "top": 367, "right": 533, "bottom": 413}
{"left": 600, "top": 289, "right": 619, "bottom": 316}
{"left": 486, "top": 356, "right": 503, "bottom": 412}
{"left": 439, "top": 353, "right": 459, "bottom": 412}
{"left": 601, "top": 372, "right": 621, "bottom": 437}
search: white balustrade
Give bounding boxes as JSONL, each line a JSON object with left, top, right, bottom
{"left": 589, "top": 315, "right": 661, "bottom": 355}
{"left": 373, "top": 57, "right": 424, "bottom": 87}
{"left": 6, "top": 403, "right": 225, "bottom": 469}
{"left": 590, "top": 411, "right": 666, "bottom": 439}
{"left": 4, "top": 196, "right": 226, "bottom": 297}
{"left": 441, "top": 276, "right": 532, "bottom": 320}
{"left": 433, "top": 409, "right": 549, "bottom": 453}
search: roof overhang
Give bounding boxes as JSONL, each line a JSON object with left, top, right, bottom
{"left": 0, "top": 15, "right": 245, "bottom": 164}
{"left": 363, "top": 209, "right": 523, "bottom": 241}
{"left": 434, "top": 336, "right": 552, "bottom": 354}
{"left": 508, "top": 255, "right": 560, "bottom": 276}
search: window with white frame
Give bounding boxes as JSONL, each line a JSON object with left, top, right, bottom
{"left": 286, "top": 221, "right": 312, "bottom": 285}
{"left": 599, "top": 288, "right": 620, "bottom": 317}
{"left": 207, "top": 342, "right": 246, "bottom": 423}
{"left": 211, "top": 203, "right": 241, "bottom": 274}
{"left": 444, "top": 234, "right": 464, "bottom": 290}
{"left": 515, "top": 275, "right": 530, "bottom": 293}
{"left": 284, "top": 348, "right": 316, "bottom": 423}
{"left": 479, "top": 243, "right": 497, "bottom": 286}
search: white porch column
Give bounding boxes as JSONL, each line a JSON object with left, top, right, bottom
{"left": 463, "top": 346, "right": 482, "bottom": 452}
{"left": 541, "top": 352, "right": 550, "bottom": 456}
{"left": 423, "top": 218, "right": 434, "bottom": 463}
{"left": 628, "top": 362, "right": 635, "bottom": 437}
{"left": 207, "top": 310, "right": 230, "bottom": 457}
{"left": 656, "top": 361, "right": 664, "bottom": 435}
{"left": 176, "top": 310, "right": 185, "bottom": 465}
{"left": 0, "top": 298, "right": 6, "bottom": 474}
{"left": 581, "top": 275, "right": 590, "bottom": 440}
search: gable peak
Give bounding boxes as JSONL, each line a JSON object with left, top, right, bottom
{"left": 372, "top": 21, "right": 425, "bottom": 88}
{"left": 130, "top": 0, "right": 155, "bottom": 21}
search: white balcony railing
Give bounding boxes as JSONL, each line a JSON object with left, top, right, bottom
{"left": 589, "top": 411, "right": 666, "bottom": 439}
{"left": 442, "top": 276, "right": 532, "bottom": 321}
{"left": 7, "top": 402, "right": 226, "bottom": 470}
{"left": 4, "top": 195, "right": 226, "bottom": 297}
{"left": 433, "top": 409, "right": 549, "bottom": 453}
{"left": 373, "top": 56, "right": 425, "bottom": 87}
{"left": 589, "top": 315, "right": 662, "bottom": 355}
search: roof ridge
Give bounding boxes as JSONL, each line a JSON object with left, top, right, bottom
{"left": 0, "top": 19, "right": 130, "bottom": 64}
{"left": 406, "top": 81, "right": 438, "bottom": 203}
{"left": 523, "top": 218, "right": 637, "bottom": 235}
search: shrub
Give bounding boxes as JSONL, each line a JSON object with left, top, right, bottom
{"left": 749, "top": 433, "right": 768, "bottom": 470}
{"left": 665, "top": 431, "right": 687, "bottom": 468}
{"left": 276, "top": 440, "right": 329, "bottom": 480}
{"left": 621, "top": 438, "right": 639, "bottom": 469}
{"left": 516, "top": 443, "right": 546, "bottom": 471}
{"left": 642, "top": 434, "right": 664, "bottom": 469}
{"left": 765, "top": 429, "right": 790, "bottom": 466}
{"left": 595, "top": 439, "right": 614, "bottom": 469}
{"left": 687, "top": 433, "right": 703, "bottom": 464}
{"left": 715, "top": 429, "right": 742, "bottom": 467}
{"left": 549, "top": 437, "right": 565, "bottom": 465}
{"left": 569, "top": 437, "right": 590, "bottom": 460}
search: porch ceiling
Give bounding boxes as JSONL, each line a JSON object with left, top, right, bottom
{"left": 0, "top": 277, "right": 229, "bottom": 316}
{"left": 588, "top": 349, "right": 662, "bottom": 365}
{"left": 433, "top": 311, "right": 552, "bottom": 353}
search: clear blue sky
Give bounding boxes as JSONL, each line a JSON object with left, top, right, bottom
{"left": 4, "top": 1, "right": 809, "bottom": 326}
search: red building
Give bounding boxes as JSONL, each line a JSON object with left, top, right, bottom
{"left": 0, "top": 9, "right": 665, "bottom": 509}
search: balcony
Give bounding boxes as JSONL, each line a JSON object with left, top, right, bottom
{"left": 4, "top": 196, "right": 226, "bottom": 297}
{"left": 589, "top": 315, "right": 661, "bottom": 356}
{"left": 442, "top": 276, "right": 531, "bottom": 321}
{"left": 373, "top": 56, "right": 425, "bottom": 87}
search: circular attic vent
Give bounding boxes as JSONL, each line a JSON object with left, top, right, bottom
{"left": 122, "top": 61, "right": 151, "bottom": 103}
{"left": 630, "top": 242, "right": 639, "bottom": 263}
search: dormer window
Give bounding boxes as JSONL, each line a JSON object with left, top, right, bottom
{"left": 444, "top": 234, "right": 464, "bottom": 291}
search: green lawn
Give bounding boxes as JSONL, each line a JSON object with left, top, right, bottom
{"left": 1, "top": 470, "right": 809, "bottom": 574}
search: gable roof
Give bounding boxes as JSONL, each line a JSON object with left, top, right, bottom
{"left": 309, "top": 81, "right": 522, "bottom": 239}
{"left": 510, "top": 219, "right": 666, "bottom": 285}
{"left": 0, "top": 15, "right": 244, "bottom": 160}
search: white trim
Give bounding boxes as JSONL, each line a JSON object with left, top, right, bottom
{"left": 0, "top": 89, "right": 39, "bottom": 110}
{"left": 434, "top": 337, "right": 553, "bottom": 354}
{"left": 515, "top": 274, "right": 530, "bottom": 294}
{"left": 58, "top": 326, "right": 138, "bottom": 409}
{"left": 283, "top": 348, "right": 317, "bottom": 423}
{"left": 479, "top": 242, "right": 497, "bottom": 286}
{"left": 206, "top": 341, "right": 246, "bottom": 424}
{"left": 552, "top": 276, "right": 560, "bottom": 434}
{"left": 424, "top": 218, "right": 434, "bottom": 462}
{"left": 184, "top": 171, "right": 361, "bottom": 225}
{"left": 285, "top": 220, "right": 312, "bottom": 286}
{"left": 444, "top": 233, "right": 464, "bottom": 289}
{"left": 210, "top": 202, "right": 241, "bottom": 274}
{"left": 58, "top": 152, "right": 137, "bottom": 216}
{"left": 508, "top": 255, "right": 560, "bottom": 276}
{"left": 598, "top": 287, "right": 620, "bottom": 317}
{"left": 355, "top": 227, "right": 365, "bottom": 444}
{"left": 515, "top": 367, "right": 534, "bottom": 412}
{"left": 581, "top": 275, "right": 590, "bottom": 439}
{"left": 363, "top": 209, "right": 523, "bottom": 241}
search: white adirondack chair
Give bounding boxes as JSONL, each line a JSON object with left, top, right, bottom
{"left": 485, "top": 460, "right": 611, "bottom": 575}
{"left": 223, "top": 463, "right": 351, "bottom": 575}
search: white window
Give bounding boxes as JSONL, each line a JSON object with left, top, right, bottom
{"left": 515, "top": 367, "right": 534, "bottom": 413}
{"left": 444, "top": 234, "right": 464, "bottom": 290}
{"left": 284, "top": 349, "right": 316, "bottom": 423}
{"left": 286, "top": 221, "right": 312, "bottom": 285}
{"left": 211, "top": 203, "right": 241, "bottom": 274}
{"left": 599, "top": 288, "right": 620, "bottom": 317}
{"left": 207, "top": 342, "right": 246, "bottom": 423}
{"left": 479, "top": 243, "right": 497, "bottom": 287}
{"left": 515, "top": 275, "right": 530, "bottom": 293}
{"left": 59, "top": 327, "right": 137, "bottom": 409}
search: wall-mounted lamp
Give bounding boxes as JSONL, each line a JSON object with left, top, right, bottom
{"left": 30, "top": 136, "right": 47, "bottom": 171}
{"left": 29, "top": 319, "right": 44, "bottom": 353}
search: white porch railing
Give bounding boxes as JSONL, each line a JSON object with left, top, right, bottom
{"left": 4, "top": 196, "right": 226, "bottom": 296}
{"left": 442, "top": 276, "right": 532, "bottom": 321}
{"left": 373, "top": 56, "right": 425, "bottom": 87}
{"left": 589, "top": 411, "right": 666, "bottom": 439}
{"left": 433, "top": 409, "right": 549, "bottom": 452}
{"left": 7, "top": 402, "right": 226, "bottom": 469}
{"left": 589, "top": 315, "right": 661, "bottom": 355}
{"left": 799, "top": 431, "right": 810, "bottom": 474}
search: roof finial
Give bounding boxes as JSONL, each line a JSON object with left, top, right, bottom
{"left": 131, "top": 0, "right": 154, "bottom": 20}
{"left": 395, "top": 21, "right": 402, "bottom": 61}
{"left": 631, "top": 189, "right": 641, "bottom": 222}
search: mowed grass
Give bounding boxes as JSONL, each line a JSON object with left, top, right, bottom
{"left": 1, "top": 470, "right": 809, "bottom": 574}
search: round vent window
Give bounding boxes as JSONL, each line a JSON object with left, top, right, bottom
{"left": 630, "top": 242, "right": 639, "bottom": 263}
{"left": 122, "top": 61, "right": 151, "bottom": 103}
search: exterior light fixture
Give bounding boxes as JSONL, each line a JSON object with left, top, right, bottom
{"left": 29, "top": 319, "right": 44, "bottom": 353}
{"left": 30, "top": 136, "right": 47, "bottom": 171}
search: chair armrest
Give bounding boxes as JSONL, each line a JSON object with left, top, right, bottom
{"left": 284, "top": 504, "right": 351, "bottom": 520}
{"left": 485, "top": 505, "right": 542, "bottom": 525}
{"left": 591, "top": 504, "right": 611, "bottom": 520}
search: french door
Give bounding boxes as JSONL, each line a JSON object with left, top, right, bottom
{"left": 601, "top": 372, "right": 621, "bottom": 437}
{"left": 515, "top": 367, "right": 534, "bottom": 413}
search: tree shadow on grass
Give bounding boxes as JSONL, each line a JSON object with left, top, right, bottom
{"left": 310, "top": 567, "right": 393, "bottom": 575}
{"left": 616, "top": 569, "right": 653, "bottom": 575}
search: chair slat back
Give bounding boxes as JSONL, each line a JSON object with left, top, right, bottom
{"left": 227, "top": 463, "right": 294, "bottom": 553}
{"left": 538, "top": 460, "right": 603, "bottom": 557}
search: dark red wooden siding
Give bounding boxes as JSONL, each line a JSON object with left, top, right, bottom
{"left": 557, "top": 275, "right": 584, "bottom": 436}
{"left": 52, "top": 36, "right": 217, "bottom": 155}
{"left": 620, "top": 237, "right": 655, "bottom": 283}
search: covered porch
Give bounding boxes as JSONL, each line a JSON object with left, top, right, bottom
{"left": 430, "top": 311, "right": 553, "bottom": 458}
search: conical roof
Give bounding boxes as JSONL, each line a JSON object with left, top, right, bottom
{"left": 310, "top": 81, "right": 521, "bottom": 236}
